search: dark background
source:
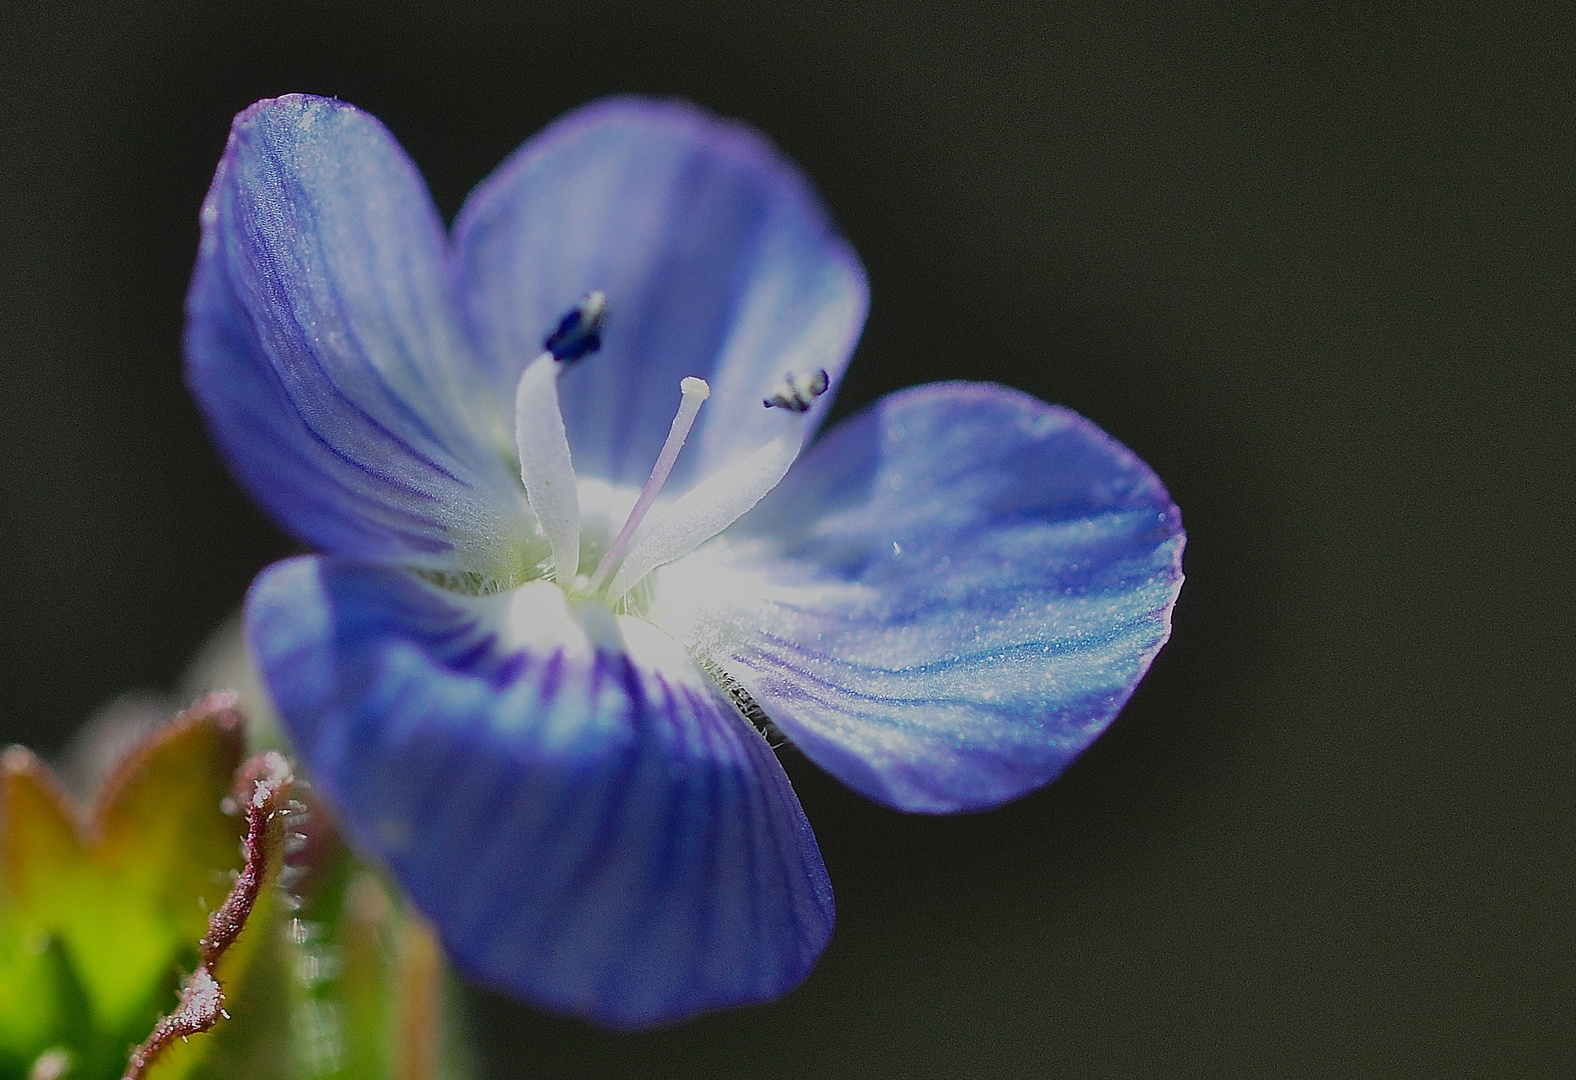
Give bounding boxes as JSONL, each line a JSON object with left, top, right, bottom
{"left": 1, "top": 4, "right": 1570, "bottom": 1077}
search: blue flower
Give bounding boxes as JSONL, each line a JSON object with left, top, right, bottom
{"left": 186, "top": 94, "right": 1185, "bottom": 1028}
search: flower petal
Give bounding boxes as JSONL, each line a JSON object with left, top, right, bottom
{"left": 186, "top": 95, "right": 533, "bottom": 577}
{"left": 453, "top": 96, "right": 868, "bottom": 491}
{"left": 247, "top": 556, "right": 833, "bottom": 1027}
{"left": 652, "top": 382, "right": 1186, "bottom": 814}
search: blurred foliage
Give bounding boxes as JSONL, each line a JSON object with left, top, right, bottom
{"left": 0, "top": 695, "right": 471, "bottom": 1080}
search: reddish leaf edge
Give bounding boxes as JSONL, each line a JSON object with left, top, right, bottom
{"left": 121, "top": 745, "right": 295, "bottom": 1080}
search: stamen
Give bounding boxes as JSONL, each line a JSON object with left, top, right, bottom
{"left": 543, "top": 290, "right": 607, "bottom": 363}
{"left": 515, "top": 293, "right": 608, "bottom": 582}
{"left": 763, "top": 368, "right": 829, "bottom": 413}
{"left": 588, "top": 377, "right": 711, "bottom": 593}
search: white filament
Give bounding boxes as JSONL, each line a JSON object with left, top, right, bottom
{"left": 514, "top": 352, "right": 580, "bottom": 582}
{"left": 588, "top": 376, "right": 711, "bottom": 593}
{"left": 607, "top": 417, "right": 805, "bottom": 601}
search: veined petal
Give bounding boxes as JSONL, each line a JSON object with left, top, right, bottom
{"left": 246, "top": 556, "right": 833, "bottom": 1027}
{"left": 186, "top": 95, "right": 533, "bottom": 576}
{"left": 453, "top": 96, "right": 868, "bottom": 491}
{"left": 651, "top": 383, "right": 1186, "bottom": 814}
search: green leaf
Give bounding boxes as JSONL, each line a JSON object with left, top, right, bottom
{"left": 2, "top": 692, "right": 476, "bottom": 1080}
{"left": 0, "top": 695, "right": 250, "bottom": 1079}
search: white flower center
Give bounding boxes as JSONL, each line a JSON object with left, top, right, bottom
{"left": 512, "top": 294, "right": 826, "bottom": 605}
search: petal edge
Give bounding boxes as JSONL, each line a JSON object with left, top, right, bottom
{"left": 187, "top": 95, "right": 532, "bottom": 576}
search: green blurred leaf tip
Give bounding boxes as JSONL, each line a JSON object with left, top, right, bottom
{"left": 1, "top": 692, "right": 472, "bottom": 1080}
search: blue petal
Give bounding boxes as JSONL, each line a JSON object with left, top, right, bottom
{"left": 247, "top": 556, "right": 834, "bottom": 1027}
{"left": 453, "top": 96, "right": 868, "bottom": 491}
{"left": 654, "top": 382, "right": 1185, "bottom": 813}
{"left": 186, "top": 95, "right": 532, "bottom": 576}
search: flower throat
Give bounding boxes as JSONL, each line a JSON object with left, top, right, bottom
{"left": 512, "top": 293, "right": 828, "bottom": 605}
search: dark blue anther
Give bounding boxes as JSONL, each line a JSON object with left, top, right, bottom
{"left": 544, "top": 291, "right": 608, "bottom": 363}
{"left": 763, "top": 368, "right": 830, "bottom": 412}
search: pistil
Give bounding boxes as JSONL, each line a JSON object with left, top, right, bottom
{"left": 604, "top": 368, "right": 830, "bottom": 601}
{"left": 605, "top": 420, "right": 802, "bottom": 600}
{"left": 587, "top": 376, "right": 711, "bottom": 593}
